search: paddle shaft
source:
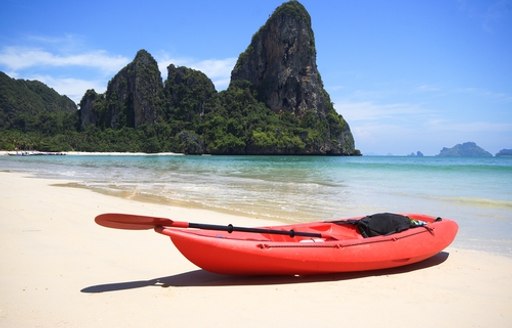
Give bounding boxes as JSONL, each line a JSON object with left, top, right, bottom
{"left": 95, "top": 213, "right": 324, "bottom": 238}
{"left": 187, "top": 222, "right": 322, "bottom": 238}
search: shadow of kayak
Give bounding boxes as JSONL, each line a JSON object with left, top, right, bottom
{"left": 81, "top": 251, "right": 449, "bottom": 293}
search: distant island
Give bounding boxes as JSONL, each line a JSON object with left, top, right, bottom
{"left": 407, "top": 151, "right": 424, "bottom": 157}
{"left": 0, "top": 1, "right": 360, "bottom": 156}
{"left": 496, "top": 149, "right": 512, "bottom": 157}
{"left": 437, "top": 142, "right": 492, "bottom": 157}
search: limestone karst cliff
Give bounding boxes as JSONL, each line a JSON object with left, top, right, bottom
{"left": 231, "top": 1, "right": 356, "bottom": 154}
{"left": 104, "top": 50, "right": 164, "bottom": 129}
{"left": 2, "top": 1, "right": 359, "bottom": 155}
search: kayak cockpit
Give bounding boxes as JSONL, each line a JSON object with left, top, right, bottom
{"left": 156, "top": 221, "right": 362, "bottom": 243}
{"left": 259, "top": 222, "right": 361, "bottom": 242}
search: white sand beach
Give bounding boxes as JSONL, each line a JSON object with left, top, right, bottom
{"left": 1, "top": 172, "right": 511, "bottom": 327}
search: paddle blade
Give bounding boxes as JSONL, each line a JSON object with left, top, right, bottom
{"left": 95, "top": 213, "right": 177, "bottom": 230}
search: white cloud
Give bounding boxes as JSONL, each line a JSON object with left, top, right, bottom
{"left": 25, "top": 74, "right": 106, "bottom": 104}
{"left": 0, "top": 46, "right": 130, "bottom": 74}
{"left": 416, "top": 84, "right": 442, "bottom": 93}
{"left": 455, "top": 87, "right": 512, "bottom": 103}
{"left": 0, "top": 45, "right": 131, "bottom": 103}
{"left": 331, "top": 100, "right": 432, "bottom": 154}
{"left": 333, "top": 97, "right": 512, "bottom": 155}
{"left": 0, "top": 43, "right": 236, "bottom": 102}
{"left": 334, "top": 100, "right": 428, "bottom": 122}
{"left": 427, "top": 119, "right": 512, "bottom": 133}
{"left": 157, "top": 54, "right": 236, "bottom": 90}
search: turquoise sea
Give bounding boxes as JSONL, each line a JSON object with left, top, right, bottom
{"left": 1, "top": 154, "right": 511, "bottom": 256}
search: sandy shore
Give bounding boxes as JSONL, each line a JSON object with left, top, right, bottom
{"left": 1, "top": 172, "right": 511, "bottom": 327}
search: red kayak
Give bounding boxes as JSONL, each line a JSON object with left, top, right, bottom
{"left": 96, "top": 212, "right": 458, "bottom": 276}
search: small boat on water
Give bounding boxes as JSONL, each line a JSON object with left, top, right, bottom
{"left": 95, "top": 212, "right": 458, "bottom": 276}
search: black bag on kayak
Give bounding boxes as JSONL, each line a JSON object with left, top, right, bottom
{"left": 355, "top": 213, "right": 413, "bottom": 238}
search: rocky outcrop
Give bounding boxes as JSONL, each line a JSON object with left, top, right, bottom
{"left": 407, "top": 151, "right": 424, "bottom": 157}
{"left": 105, "top": 50, "right": 164, "bottom": 128}
{"left": 230, "top": 1, "right": 356, "bottom": 155}
{"left": 79, "top": 89, "right": 102, "bottom": 129}
{"left": 437, "top": 142, "right": 492, "bottom": 157}
{"left": 164, "top": 64, "right": 216, "bottom": 123}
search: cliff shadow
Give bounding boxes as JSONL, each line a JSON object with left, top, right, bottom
{"left": 81, "top": 251, "right": 449, "bottom": 293}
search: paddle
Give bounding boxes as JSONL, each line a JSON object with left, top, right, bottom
{"left": 95, "top": 213, "right": 324, "bottom": 238}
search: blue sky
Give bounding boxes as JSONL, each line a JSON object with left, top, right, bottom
{"left": 1, "top": 0, "right": 511, "bottom": 155}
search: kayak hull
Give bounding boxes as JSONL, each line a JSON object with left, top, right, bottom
{"left": 156, "top": 214, "right": 458, "bottom": 275}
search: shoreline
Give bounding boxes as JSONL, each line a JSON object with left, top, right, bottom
{"left": 2, "top": 156, "right": 511, "bottom": 256}
{"left": 0, "top": 150, "right": 183, "bottom": 156}
{"left": 56, "top": 181, "right": 297, "bottom": 225}
{"left": 3, "top": 150, "right": 512, "bottom": 157}
{"left": 56, "top": 181, "right": 512, "bottom": 257}
{"left": 1, "top": 171, "right": 512, "bottom": 327}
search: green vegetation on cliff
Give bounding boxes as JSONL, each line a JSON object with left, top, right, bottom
{"left": 0, "top": 72, "right": 77, "bottom": 134}
{"left": 0, "top": 72, "right": 79, "bottom": 151}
